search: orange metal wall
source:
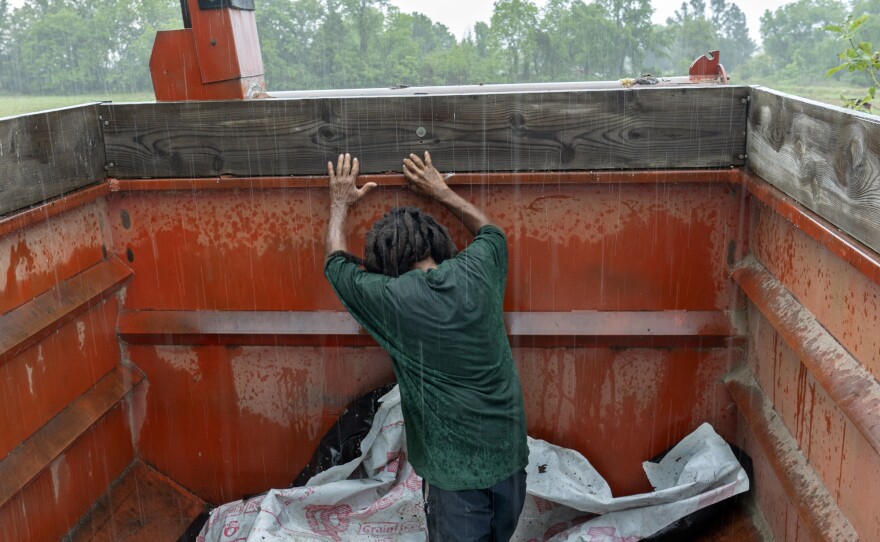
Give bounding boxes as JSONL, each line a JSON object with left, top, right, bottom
{"left": 739, "top": 198, "right": 880, "bottom": 541}
{"left": 0, "top": 407, "right": 135, "bottom": 542}
{"left": 108, "top": 175, "right": 747, "bottom": 503}
{"left": 0, "top": 199, "right": 135, "bottom": 541}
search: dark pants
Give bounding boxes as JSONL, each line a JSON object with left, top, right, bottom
{"left": 422, "top": 470, "right": 527, "bottom": 542}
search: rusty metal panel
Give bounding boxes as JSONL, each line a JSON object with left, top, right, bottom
{"left": 746, "top": 306, "right": 880, "bottom": 541}
{"left": 0, "top": 298, "right": 121, "bottom": 459}
{"left": 516, "top": 347, "right": 738, "bottom": 497}
{"left": 130, "top": 343, "right": 738, "bottom": 503}
{"left": 0, "top": 404, "right": 134, "bottom": 542}
{"left": 750, "top": 197, "right": 880, "bottom": 381}
{"left": 733, "top": 256, "right": 880, "bottom": 458}
{"left": 108, "top": 180, "right": 743, "bottom": 313}
{"left": 736, "top": 419, "right": 814, "bottom": 542}
{"left": 0, "top": 200, "right": 107, "bottom": 315}
{"left": 130, "top": 344, "right": 396, "bottom": 503}
{"left": 0, "top": 258, "right": 132, "bottom": 364}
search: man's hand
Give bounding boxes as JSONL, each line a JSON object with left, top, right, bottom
{"left": 325, "top": 153, "right": 375, "bottom": 257}
{"left": 328, "top": 153, "right": 376, "bottom": 209}
{"left": 402, "top": 151, "right": 451, "bottom": 199}
{"left": 403, "top": 151, "right": 491, "bottom": 235}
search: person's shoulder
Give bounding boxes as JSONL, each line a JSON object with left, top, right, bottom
{"left": 477, "top": 224, "right": 505, "bottom": 237}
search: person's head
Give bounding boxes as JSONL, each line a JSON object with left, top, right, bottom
{"left": 364, "top": 206, "right": 457, "bottom": 277}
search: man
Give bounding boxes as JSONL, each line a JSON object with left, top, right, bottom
{"left": 323, "top": 152, "right": 529, "bottom": 541}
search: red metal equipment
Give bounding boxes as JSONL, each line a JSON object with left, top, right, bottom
{"left": 689, "top": 50, "right": 729, "bottom": 84}
{"left": 149, "top": 0, "right": 266, "bottom": 101}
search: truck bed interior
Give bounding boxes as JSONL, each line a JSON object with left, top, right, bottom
{"left": 1, "top": 83, "right": 879, "bottom": 541}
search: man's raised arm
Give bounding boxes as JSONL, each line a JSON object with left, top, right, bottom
{"left": 324, "top": 153, "right": 376, "bottom": 258}
{"left": 402, "top": 152, "right": 492, "bottom": 236}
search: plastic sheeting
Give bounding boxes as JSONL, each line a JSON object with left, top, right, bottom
{"left": 198, "top": 386, "right": 748, "bottom": 541}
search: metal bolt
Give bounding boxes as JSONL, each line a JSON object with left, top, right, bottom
{"left": 415, "top": 127, "right": 427, "bottom": 138}
{"left": 103, "top": 120, "right": 110, "bottom": 126}
{"left": 210, "top": 38, "right": 217, "bottom": 46}
{"left": 740, "top": 96, "right": 751, "bottom": 104}
{"left": 737, "top": 154, "right": 747, "bottom": 160}
{"left": 104, "top": 162, "right": 115, "bottom": 171}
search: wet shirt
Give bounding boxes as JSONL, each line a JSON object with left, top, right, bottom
{"left": 324, "top": 225, "right": 529, "bottom": 491}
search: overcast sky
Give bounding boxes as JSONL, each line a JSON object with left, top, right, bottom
{"left": 387, "top": 0, "right": 797, "bottom": 43}
{"left": 7, "top": 0, "right": 796, "bottom": 43}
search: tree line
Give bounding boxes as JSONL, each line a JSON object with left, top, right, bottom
{"left": 0, "top": 0, "right": 878, "bottom": 95}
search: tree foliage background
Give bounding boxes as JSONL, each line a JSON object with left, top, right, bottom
{"left": 0, "top": 0, "right": 878, "bottom": 95}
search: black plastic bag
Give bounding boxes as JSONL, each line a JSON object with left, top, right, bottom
{"left": 178, "top": 382, "right": 396, "bottom": 542}
{"left": 290, "top": 381, "right": 397, "bottom": 487}
{"left": 641, "top": 444, "right": 754, "bottom": 541}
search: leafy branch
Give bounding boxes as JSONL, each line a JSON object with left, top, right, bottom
{"left": 825, "top": 14, "right": 879, "bottom": 112}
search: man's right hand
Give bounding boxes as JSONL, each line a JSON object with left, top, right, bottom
{"left": 403, "top": 151, "right": 451, "bottom": 199}
{"left": 402, "top": 151, "right": 491, "bottom": 235}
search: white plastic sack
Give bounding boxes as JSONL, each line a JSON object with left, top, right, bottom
{"left": 198, "top": 386, "right": 748, "bottom": 541}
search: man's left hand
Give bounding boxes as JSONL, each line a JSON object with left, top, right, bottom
{"left": 328, "top": 153, "right": 376, "bottom": 209}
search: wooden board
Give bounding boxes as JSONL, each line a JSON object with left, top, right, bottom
{"left": 101, "top": 86, "right": 749, "bottom": 178}
{"left": 747, "top": 86, "right": 880, "bottom": 256}
{"left": 0, "top": 104, "right": 107, "bottom": 217}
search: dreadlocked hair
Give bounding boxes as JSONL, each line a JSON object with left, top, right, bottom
{"left": 363, "top": 206, "right": 458, "bottom": 277}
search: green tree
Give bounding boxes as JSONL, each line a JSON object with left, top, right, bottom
{"left": 257, "top": 0, "right": 325, "bottom": 89}
{"left": 757, "top": 0, "right": 847, "bottom": 83}
{"left": 660, "top": 0, "right": 718, "bottom": 74}
{"left": 710, "top": 0, "right": 755, "bottom": 72}
{"left": 826, "top": 14, "right": 880, "bottom": 109}
{"left": 597, "top": 0, "right": 654, "bottom": 76}
{"left": 536, "top": 0, "right": 618, "bottom": 80}
{"left": 490, "top": 0, "right": 539, "bottom": 81}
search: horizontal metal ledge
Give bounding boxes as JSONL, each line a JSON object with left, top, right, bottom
{"left": 267, "top": 80, "right": 733, "bottom": 99}
{"left": 0, "top": 366, "right": 144, "bottom": 509}
{"left": 725, "top": 367, "right": 858, "bottom": 542}
{"left": 744, "top": 171, "right": 880, "bottom": 287}
{"left": 0, "top": 258, "right": 133, "bottom": 365}
{"left": 732, "top": 255, "right": 880, "bottom": 457}
{"left": 0, "top": 182, "right": 109, "bottom": 238}
{"left": 117, "top": 310, "right": 744, "bottom": 348}
{"left": 109, "top": 169, "right": 741, "bottom": 192}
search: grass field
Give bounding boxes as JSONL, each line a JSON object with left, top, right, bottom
{"left": 0, "top": 92, "right": 155, "bottom": 118}
{"left": 755, "top": 83, "right": 869, "bottom": 107}
{"left": 0, "top": 84, "right": 871, "bottom": 118}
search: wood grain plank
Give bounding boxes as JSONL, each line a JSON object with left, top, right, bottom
{"left": 747, "top": 86, "right": 880, "bottom": 255}
{"left": 0, "top": 366, "right": 144, "bottom": 509}
{"left": 102, "top": 86, "right": 748, "bottom": 178}
{"left": 0, "top": 104, "right": 107, "bottom": 217}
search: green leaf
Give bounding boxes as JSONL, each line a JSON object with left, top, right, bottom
{"left": 870, "top": 87, "right": 877, "bottom": 99}
{"left": 824, "top": 24, "right": 843, "bottom": 34}
{"left": 827, "top": 65, "right": 844, "bottom": 76}
{"left": 859, "top": 41, "right": 872, "bottom": 54}
{"left": 851, "top": 14, "right": 869, "bottom": 32}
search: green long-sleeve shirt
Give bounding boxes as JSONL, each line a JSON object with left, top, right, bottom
{"left": 324, "top": 225, "right": 528, "bottom": 491}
